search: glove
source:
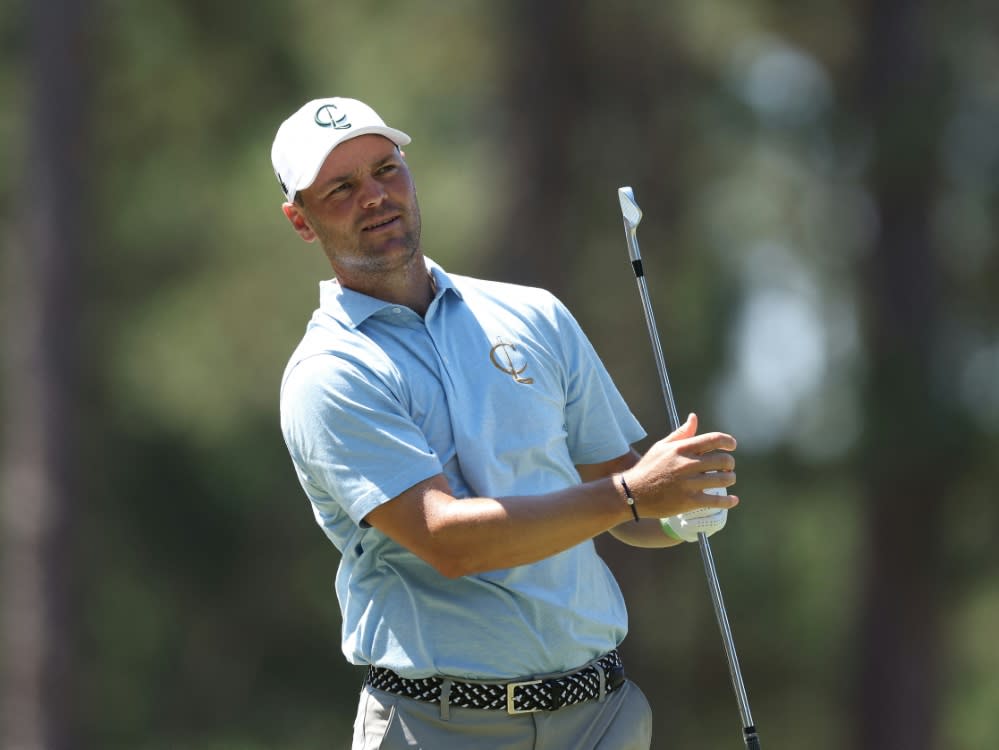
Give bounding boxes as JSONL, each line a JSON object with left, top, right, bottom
{"left": 661, "top": 488, "right": 729, "bottom": 543}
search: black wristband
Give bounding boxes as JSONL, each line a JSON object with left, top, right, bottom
{"left": 618, "top": 474, "right": 640, "bottom": 522}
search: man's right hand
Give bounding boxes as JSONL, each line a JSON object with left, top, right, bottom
{"left": 620, "top": 413, "right": 738, "bottom": 521}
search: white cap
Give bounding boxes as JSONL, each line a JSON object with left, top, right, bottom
{"left": 271, "top": 97, "right": 411, "bottom": 203}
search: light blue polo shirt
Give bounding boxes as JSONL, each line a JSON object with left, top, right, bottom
{"left": 280, "top": 259, "right": 646, "bottom": 680}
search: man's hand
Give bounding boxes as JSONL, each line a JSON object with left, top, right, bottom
{"left": 621, "top": 413, "right": 738, "bottom": 521}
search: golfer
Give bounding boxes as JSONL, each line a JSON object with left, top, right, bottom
{"left": 273, "top": 97, "right": 739, "bottom": 750}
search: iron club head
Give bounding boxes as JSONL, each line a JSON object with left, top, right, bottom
{"left": 618, "top": 186, "right": 644, "bottom": 264}
{"left": 618, "top": 186, "right": 642, "bottom": 229}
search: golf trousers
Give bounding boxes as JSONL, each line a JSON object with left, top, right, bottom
{"left": 351, "top": 678, "right": 653, "bottom": 749}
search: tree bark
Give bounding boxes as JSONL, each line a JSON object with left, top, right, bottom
{"left": 852, "top": 0, "right": 948, "bottom": 747}
{"left": 488, "top": 0, "right": 588, "bottom": 294}
{"left": 1, "top": 0, "right": 90, "bottom": 747}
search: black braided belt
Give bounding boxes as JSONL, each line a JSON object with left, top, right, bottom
{"left": 365, "top": 650, "right": 625, "bottom": 715}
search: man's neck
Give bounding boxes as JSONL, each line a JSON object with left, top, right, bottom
{"left": 335, "top": 254, "right": 435, "bottom": 316}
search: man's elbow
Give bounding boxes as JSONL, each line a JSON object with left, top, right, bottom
{"left": 430, "top": 559, "right": 469, "bottom": 579}
{"left": 421, "top": 545, "right": 480, "bottom": 579}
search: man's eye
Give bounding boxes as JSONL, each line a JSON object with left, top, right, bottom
{"left": 329, "top": 183, "right": 350, "bottom": 196}
{"left": 377, "top": 164, "right": 398, "bottom": 175}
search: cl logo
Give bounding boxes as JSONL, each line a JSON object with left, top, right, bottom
{"left": 314, "top": 104, "right": 352, "bottom": 130}
{"left": 489, "top": 339, "right": 534, "bottom": 385}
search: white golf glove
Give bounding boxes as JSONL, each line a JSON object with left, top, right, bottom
{"left": 660, "top": 488, "right": 729, "bottom": 543}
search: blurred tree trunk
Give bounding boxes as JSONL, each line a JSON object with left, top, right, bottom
{"left": 852, "top": 0, "right": 950, "bottom": 747}
{"left": 1, "top": 0, "right": 90, "bottom": 748}
{"left": 487, "top": 0, "right": 587, "bottom": 294}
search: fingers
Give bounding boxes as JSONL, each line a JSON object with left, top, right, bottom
{"left": 682, "top": 430, "right": 737, "bottom": 455}
{"left": 665, "top": 412, "right": 697, "bottom": 441}
{"left": 686, "top": 486, "right": 739, "bottom": 511}
{"left": 659, "top": 446, "right": 735, "bottom": 479}
{"left": 691, "top": 470, "right": 737, "bottom": 491}
{"left": 685, "top": 495, "right": 739, "bottom": 515}
{"left": 699, "top": 492, "right": 739, "bottom": 510}
{"left": 662, "top": 414, "right": 737, "bottom": 454}
{"left": 667, "top": 487, "right": 739, "bottom": 516}
{"left": 697, "top": 450, "right": 736, "bottom": 473}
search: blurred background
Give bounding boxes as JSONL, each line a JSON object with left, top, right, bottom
{"left": 2, "top": 0, "right": 998, "bottom": 748}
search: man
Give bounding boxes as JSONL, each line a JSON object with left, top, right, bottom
{"left": 273, "top": 97, "right": 739, "bottom": 750}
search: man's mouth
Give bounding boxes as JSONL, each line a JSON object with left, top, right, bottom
{"left": 362, "top": 215, "right": 401, "bottom": 232}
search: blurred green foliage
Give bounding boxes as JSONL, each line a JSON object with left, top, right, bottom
{"left": 2, "top": 1, "right": 998, "bottom": 748}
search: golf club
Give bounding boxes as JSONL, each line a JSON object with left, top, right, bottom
{"left": 618, "top": 186, "right": 761, "bottom": 750}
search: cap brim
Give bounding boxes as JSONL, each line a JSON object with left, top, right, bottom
{"left": 293, "top": 125, "right": 411, "bottom": 200}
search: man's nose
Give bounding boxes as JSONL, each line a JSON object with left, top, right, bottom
{"left": 358, "top": 176, "right": 387, "bottom": 208}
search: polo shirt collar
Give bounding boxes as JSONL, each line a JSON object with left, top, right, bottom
{"left": 318, "top": 257, "right": 462, "bottom": 329}
{"left": 426, "top": 258, "right": 462, "bottom": 302}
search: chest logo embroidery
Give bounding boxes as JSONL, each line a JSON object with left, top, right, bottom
{"left": 489, "top": 339, "right": 534, "bottom": 384}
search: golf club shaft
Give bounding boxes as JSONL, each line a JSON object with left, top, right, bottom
{"left": 620, "top": 199, "right": 760, "bottom": 749}
{"left": 633, "top": 275, "right": 682, "bottom": 432}
{"left": 699, "top": 532, "right": 761, "bottom": 750}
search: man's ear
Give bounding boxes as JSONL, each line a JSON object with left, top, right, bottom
{"left": 282, "top": 202, "right": 318, "bottom": 243}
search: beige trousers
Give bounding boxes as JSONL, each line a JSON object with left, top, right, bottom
{"left": 351, "top": 679, "right": 653, "bottom": 750}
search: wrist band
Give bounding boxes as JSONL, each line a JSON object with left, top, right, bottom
{"left": 618, "top": 474, "right": 640, "bottom": 523}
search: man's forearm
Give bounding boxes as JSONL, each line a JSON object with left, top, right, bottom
{"left": 367, "top": 475, "right": 636, "bottom": 578}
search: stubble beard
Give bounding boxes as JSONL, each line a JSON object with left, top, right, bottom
{"left": 318, "top": 198, "right": 424, "bottom": 278}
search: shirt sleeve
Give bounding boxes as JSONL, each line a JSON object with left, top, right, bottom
{"left": 280, "top": 352, "right": 444, "bottom": 527}
{"left": 551, "top": 298, "right": 647, "bottom": 465}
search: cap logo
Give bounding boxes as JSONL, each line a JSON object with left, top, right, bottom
{"left": 314, "top": 103, "right": 352, "bottom": 130}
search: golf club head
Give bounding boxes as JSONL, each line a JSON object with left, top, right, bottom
{"left": 618, "top": 186, "right": 644, "bottom": 263}
{"left": 618, "top": 186, "right": 642, "bottom": 229}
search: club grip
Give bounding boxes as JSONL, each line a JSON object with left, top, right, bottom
{"left": 743, "top": 730, "right": 761, "bottom": 749}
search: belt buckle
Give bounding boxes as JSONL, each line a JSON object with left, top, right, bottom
{"left": 506, "top": 679, "right": 543, "bottom": 715}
